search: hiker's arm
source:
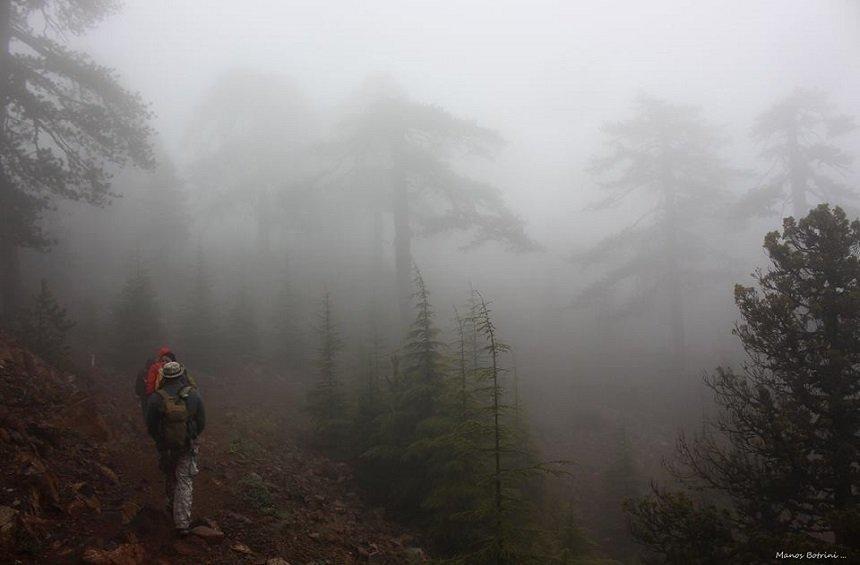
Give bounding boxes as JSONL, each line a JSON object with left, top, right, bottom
{"left": 194, "top": 395, "right": 206, "bottom": 436}
{"left": 134, "top": 368, "right": 146, "bottom": 399}
{"left": 145, "top": 395, "right": 162, "bottom": 441}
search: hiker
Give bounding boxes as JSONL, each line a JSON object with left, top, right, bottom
{"left": 144, "top": 346, "right": 177, "bottom": 396}
{"left": 145, "top": 361, "right": 206, "bottom": 534}
{"left": 134, "top": 356, "right": 155, "bottom": 417}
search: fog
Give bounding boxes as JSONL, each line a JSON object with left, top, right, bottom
{"left": 4, "top": 0, "right": 860, "bottom": 561}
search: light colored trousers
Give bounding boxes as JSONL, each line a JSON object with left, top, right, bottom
{"left": 163, "top": 442, "right": 200, "bottom": 529}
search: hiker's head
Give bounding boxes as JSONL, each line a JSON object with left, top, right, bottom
{"left": 157, "top": 346, "right": 176, "bottom": 363}
{"left": 162, "top": 361, "right": 185, "bottom": 380}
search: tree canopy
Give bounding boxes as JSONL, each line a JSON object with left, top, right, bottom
{"left": 740, "top": 88, "right": 856, "bottom": 218}
{"left": 0, "top": 0, "right": 153, "bottom": 316}
{"left": 627, "top": 204, "right": 860, "bottom": 561}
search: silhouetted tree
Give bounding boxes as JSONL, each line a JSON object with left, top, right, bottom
{"left": 178, "top": 249, "right": 219, "bottom": 369}
{"left": 330, "top": 79, "right": 536, "bottom": 328}
{"left": 574, "top": 95, "right": 735, "bottom": 373}
{"left": 227, "top": 285, "right": 259, "bottom": 361}
{"left": 307, "top": 291, "right": 346, "bottom": 448}
{"left": 110, "top": 265, "right": 161, "bottom": 367}
{"left": 741, "top": 88, "right": 856, "bottom": 218}
{"left": 464, "top": 291, "right": 558, "bottom": 564}
{"left": 14, "top": 279, "right": 74, "bottom": 367}
{"left": 0, "top": 0, "right": 152, "bottom": 318}
{"left": 183, "top": 69, "right": 315, "bottom": 257}
{"left": 351, "top": 324, "right": 385, "bottom": 457}
{"left": 404, "top": 267, "right": 446, "bottom": 413}
{"left": 270, "top": 263, "right": 304, "bottom": 371}
{"left": 627, "top": 205, "right": 860, "bottom": 561}
{"left": 363, "top": 267, "right": 448, "bottom": 510}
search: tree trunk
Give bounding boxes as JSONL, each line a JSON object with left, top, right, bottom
{"left": 661, "top": 158, "right": 686, "bottom": 382}
{"left": 666, "top": 223, "right": 685, "bottom": 377}
{"left": 0, "top": 0, "right": 17, "bottom": 321}
{"left": 0, "top": 236, "right": 18, "bottom": 320}
{"left": 788, "top": 125, "right": 807, "bottom": 219}
{"left": 391, "top": 166, "right": 412, "bottom": 333}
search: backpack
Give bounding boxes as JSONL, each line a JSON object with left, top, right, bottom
{"left": 156, "top": 386, "right": 193, "bottom": 449}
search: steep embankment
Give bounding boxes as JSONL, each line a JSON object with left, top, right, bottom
{"left": 0, "top": 333, "right": 424, "bottom": 564}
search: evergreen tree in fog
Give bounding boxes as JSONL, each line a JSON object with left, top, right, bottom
{"left": 110, "top": 266, "right": 161, "bottom": 367}
{"left": 227, "top": 285, "right": 260, "bottom": 362}
{"left": 627, "top": 205, "right": 860, "bottom": 561}
{"left": 308, "top": 291, "right": 346, "bottom": 448}
{"left": 178, "top": 249, "right": 219, "bottom": 370}
{"left": 183, "top": 69, "right": 316, "bottom": 257}
{"left": 741, "top": 88, "right": 856, "bottom": 218}
{"left": 330, "top": 79, "right": 535, "bottom": 329}
{"left": 574, "top": 95, "right": 735, "bottom": 374}
{"left": 0, "top": 0, "right": 152, "bottom": 318}
{"left": 14, "top": 279, "right": 74, "bottom": 368}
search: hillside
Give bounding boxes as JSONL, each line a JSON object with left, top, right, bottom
{"left": 0, "top": 333, "right": 426, "bottom": 564}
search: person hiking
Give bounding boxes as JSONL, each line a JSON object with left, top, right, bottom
{"left": 134, "top": 356, "right": 156, "bottom": 417}
{"left": 144, "top": 346, "right": 176, "bottom": 396}
{"left": 145, "top": 361, "right": 205, "bottom": 534}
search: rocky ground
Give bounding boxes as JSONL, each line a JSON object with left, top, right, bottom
{"left": 0, "top": 333, "right": 426, "bottom": 564}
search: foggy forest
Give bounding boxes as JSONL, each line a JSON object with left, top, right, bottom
{"left": 1, "top": 1, "right": 860, "bottom": 563}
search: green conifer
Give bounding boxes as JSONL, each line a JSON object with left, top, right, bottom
{"left": 15, "top": 279, "right": 75, "bottom": 368}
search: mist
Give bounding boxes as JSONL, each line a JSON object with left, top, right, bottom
{"left": 2, "top": 0, "right": 860, "bottom": 562}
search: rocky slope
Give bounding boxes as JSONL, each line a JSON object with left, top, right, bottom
{"left": 0, "top": 332, "right": 425, "bottom": 564}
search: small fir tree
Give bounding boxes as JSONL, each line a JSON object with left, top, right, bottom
{"left": 271, "top": 267, "right": 304, "bottom": 371}
{"left": 227, "top": 285, "right": 260, "bottom": 361}
{"left": 110, "top": 265, "right": 161, "bottom": 367}
{"left": 307, "top": 291, "right": 346, "bottom": 448}
{"left": 363, "top": 267, "right": 448, "bottom": 511}
{"left": 457, "top": 291, "right": 561, "bottom": 564}
{"left": 179, "top": 249, "right": 220, "bottom": 369}
{"left": 15, "top": 279, "right": 75, "bottom": 368}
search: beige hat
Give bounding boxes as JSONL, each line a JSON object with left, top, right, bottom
{"left": 162, "top": 361, "right": 185, "bottom": 379}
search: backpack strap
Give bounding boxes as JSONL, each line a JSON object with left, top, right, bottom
{"left": 156, "top": 388, "right": 172, "bottom": 408}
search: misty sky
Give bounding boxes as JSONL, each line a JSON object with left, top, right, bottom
{"left": 73, "top": 0, "right": 860, "bottom": 246}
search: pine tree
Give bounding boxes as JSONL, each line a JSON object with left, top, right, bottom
{"left": 0, "top": 0, "right": 153, "bottom": 318}
{"left": 179, "top": 249, "right": 219, "bottom": 369}
{"left": 627, "top": 204, "right": 860, "bottom": 561}
{"left": 415, "top": 303, "right": 486, "bottom": 553}
{"left": 270, "top": 265, "right": 304, "bottom": 371}
{"left": 307, "top": 291, "right": 346, "bottom": 448}
{"left": 351, "top": 324, "right": 385, "bottom": 456}
{"left": 574, "top": 95, "right": 735, "bottom": 374}
{"left": 364, "top": 267, "right": 448, "bottom": 511}
{"left": 554, "top": 499, "right": 594, "bottom": 564}
{"left": 740, "top": 88, "right": 856, "bottom": 218}
{"left": 329, "top": 79, "right": 536, "bottom": 329}
{"left": 404, "top": 267, "right": 446, "bottom": 413}
{"left": 458, "top": 291, "right": 560, "bottom": 564}
{"left": 14, "top": 279, "right": 75, "bottom": 368}
{"left": 599, "top": 426, "right": 640, "bottom": 560}
{"left": 227, "top": 285, "right": 259, "bottom": 362}
{"left": 110, "top": 265, "right": 162, "bottom": 367}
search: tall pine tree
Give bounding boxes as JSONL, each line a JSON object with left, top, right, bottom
{"left": 0, "top": 0, "right": 152, "bottom": 318}
{"left": 740, "top": 88, "right": 856, "bottom": 218}
{"left": 627, "top": 204, "right": 860, "bottom": 561}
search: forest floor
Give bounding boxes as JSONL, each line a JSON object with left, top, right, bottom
{"left": 0, "top": 332, "right": 426, "bottom": 564}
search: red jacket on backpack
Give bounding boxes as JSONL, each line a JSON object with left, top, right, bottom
{"left": 145, "top": 346, "right": 174, "bottom": 395}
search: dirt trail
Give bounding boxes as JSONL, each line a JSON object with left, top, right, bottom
{"left": 0, "top": 334, "right": 425, "bottom": 564}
